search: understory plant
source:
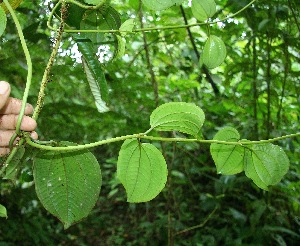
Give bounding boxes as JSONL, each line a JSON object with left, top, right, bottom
{"left": 0, "top": 0, "right": 299, "bottom": 231}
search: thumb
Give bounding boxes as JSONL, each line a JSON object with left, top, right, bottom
{"left": 0, "top": 81, "right": 11, "bottom": 110}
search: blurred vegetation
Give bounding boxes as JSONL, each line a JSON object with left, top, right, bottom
{"left": 0, "top": 0, "right": 299, "bottom": 245}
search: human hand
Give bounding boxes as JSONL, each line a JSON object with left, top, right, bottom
{"left": 0, "top": 81, "right": 38, "bottom": 156}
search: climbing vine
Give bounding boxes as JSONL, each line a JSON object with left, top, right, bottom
{"left": 0, "top": 0, "right": 299, "bottom": 230}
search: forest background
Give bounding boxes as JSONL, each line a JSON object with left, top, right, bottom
{"left": 0, "top": 0, "right": 299, "bottom": 245}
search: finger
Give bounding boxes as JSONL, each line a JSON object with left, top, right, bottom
{"left": 0, "top": 81, "right": 11, "bottom": 110}
{"left": 31, "top": 131, "right": 38, "bottom": 140}
{"left": 0, "top": 97, "right": 34, "bottom": 115}
{"left": 0, "top": 130, "right": 16, "bottom": 147}
{"left": 0, "top": 147, "right": 10, "bottom": 157}
{"left": 0, "top": 115, "right": 37, "bottom": 131}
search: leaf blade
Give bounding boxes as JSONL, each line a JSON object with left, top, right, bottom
{"left": 82, "top": 56, "right": 109, "bottom": 112}
{"left": 142, "top": 0, "right": 184, "bottom": 11}
{"left": 210, "top": 127, "right": 244, "bottom": 175}
{"left": 244, "top": 143, "right": 289, "bottom": 190}
{"left": 150, "top": 102, "right": 205, "bottom": 137}
{"left": 117, "top": 139, "right": 168, "bottom": 203}
{"left": 0, "top": 6, "right": 7, "bottom": 37}
{"left": 33, "top": 146, "right": 102, "bottom": 229}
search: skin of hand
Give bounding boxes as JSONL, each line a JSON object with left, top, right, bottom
{"left": 0, "top": 81, "right": 38, "bottom": 157}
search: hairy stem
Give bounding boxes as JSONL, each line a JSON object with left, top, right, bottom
{"left": 33, "top": 1, "right": 67, "bottom": 120}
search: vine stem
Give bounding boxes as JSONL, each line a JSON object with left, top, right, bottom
{"left": 32, "top": 1, "right": 67, "bottom": 120}
{"left": 25, "top": 132, "right": 300, "bottom": 152}
{"left": 47, "top": 0, "right": 256, "bottom": 33}
{"left": 3, "top": 0, "right": 32, "bottom": 135}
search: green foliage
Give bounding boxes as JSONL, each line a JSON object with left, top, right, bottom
{"left": 211, "top": 127, "right": 290, "bottom": 190}
{"left": 33, "top": 144, "right": 102, "bottom": 229}
{"left": 0, "top": 0, "right": 299, "bottom": 244}
{"left": 244, "top": 143, "right": 289, "bottom": 190}
{"left": 0, "top": 204, "right": 7, "bottom": 218}
{"left": 3, "top": 145, "right": 25, "bottom": 181}
{"left": 82, "top": 56, "right": 109, "bottom": 112}
{"left": 0, "top": 6, "right": 6, "bottom": 37}
{"left": 117, "top": 139, "right": 167, "bottom": 202}
{"left": 210, "top": 127, "right": 244, "bottom": 175}
{"left": 150, "top": 102, "right": 205, "bottom": 137}
{"left": 142, "top": 0, "right": 184, "bottom": 11}
{"left": 191, "top": 0, "right": 216, "bottom": 21}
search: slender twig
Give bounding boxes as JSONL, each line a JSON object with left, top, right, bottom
{"left": 3, "top": 0, "right": 32, "bottom": 135}
{"left": 173, "top": 206, "right": 218, "bottom": 236}
{"left": 25, "top": 132, "right": 300, "bottom": 152}
{"left": 47, "top": 0, "right": 257, "bottom": 34}
{"left": 33, "top": 1, "right": 67, "bottom": 120}
{"left": 252, "top": 34, "right": 258, "bottom": 140}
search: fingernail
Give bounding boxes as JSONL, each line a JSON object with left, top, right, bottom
{"left": 0, "top": 81, "right": 10, "bottom": 95}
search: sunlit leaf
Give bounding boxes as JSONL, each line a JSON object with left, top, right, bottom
{"left": 119, "top": 19, "right": 135, "bottom": 36}
{"left": 191, "top": 0, "right": 216, "bottom": 21}
{"left": 0, "top": 6, "right": 7, "bottom": 37}
{"left": 142, "top": 0, "right": 184, "bottom": 11}
{"left": 82, "top": 56, "right": 109, "bottom": 112}
{"left": 33, "top": 145, "right": 102, "bottom": 229}
{"left": 244, "top": 143, "right": 289, "bottom": 190}
{"left": 150, "top": 102, "right": 205, "bottom": 137}
{"left": 210, "top": 127, "right": 244, "bottom": 175}
{"left": 117, "top": 139, "right": 167, "bottom": 203}
{"left": 0, "top": 204, "right": 7, "bottom": 218}
{"left": 84, "top": 0, "right": 103, "bottom": 5}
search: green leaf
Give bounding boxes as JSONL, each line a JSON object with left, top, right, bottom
{"left": 210, "top": 127, "right": 244, "bottom": 175}
{"left": 33, "top": 145, "right": 102, "bottom": 229}
{"left": 82, "top": 56, "right": 109, "bottom": 112}
{"left": 3, "top": 145, "right": 25, "bottom": 181}
{"left": 0, "top": 204, "right": 7, "bottom": 219}
{"left": 142, "top": 0, "right": 184, "bottom": 11}
{"left": 62, "top": 3, "right": 86, "bottom": 29}
{"left": 117, "top": 139, "right": 167, "bottom": 203}
{"left": 150, "top": 102, "right": 205, "bottom": 137}
{"left": 80, "top": 6, "right": 121, "bottom": 45}
{"left": 244, "top": 143, "right": 289, "bottom": 190}
{"left": 83, "top": 0, "right": 103, "bottom": 5}
{"left": 119, "top": 19, "right": 135, "bottom": 36}
{"left": 0, "top": 6, "right": 7, "bottom": 37}
{"left": 191, "top": 0, "right": 216, "bottom": 22}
